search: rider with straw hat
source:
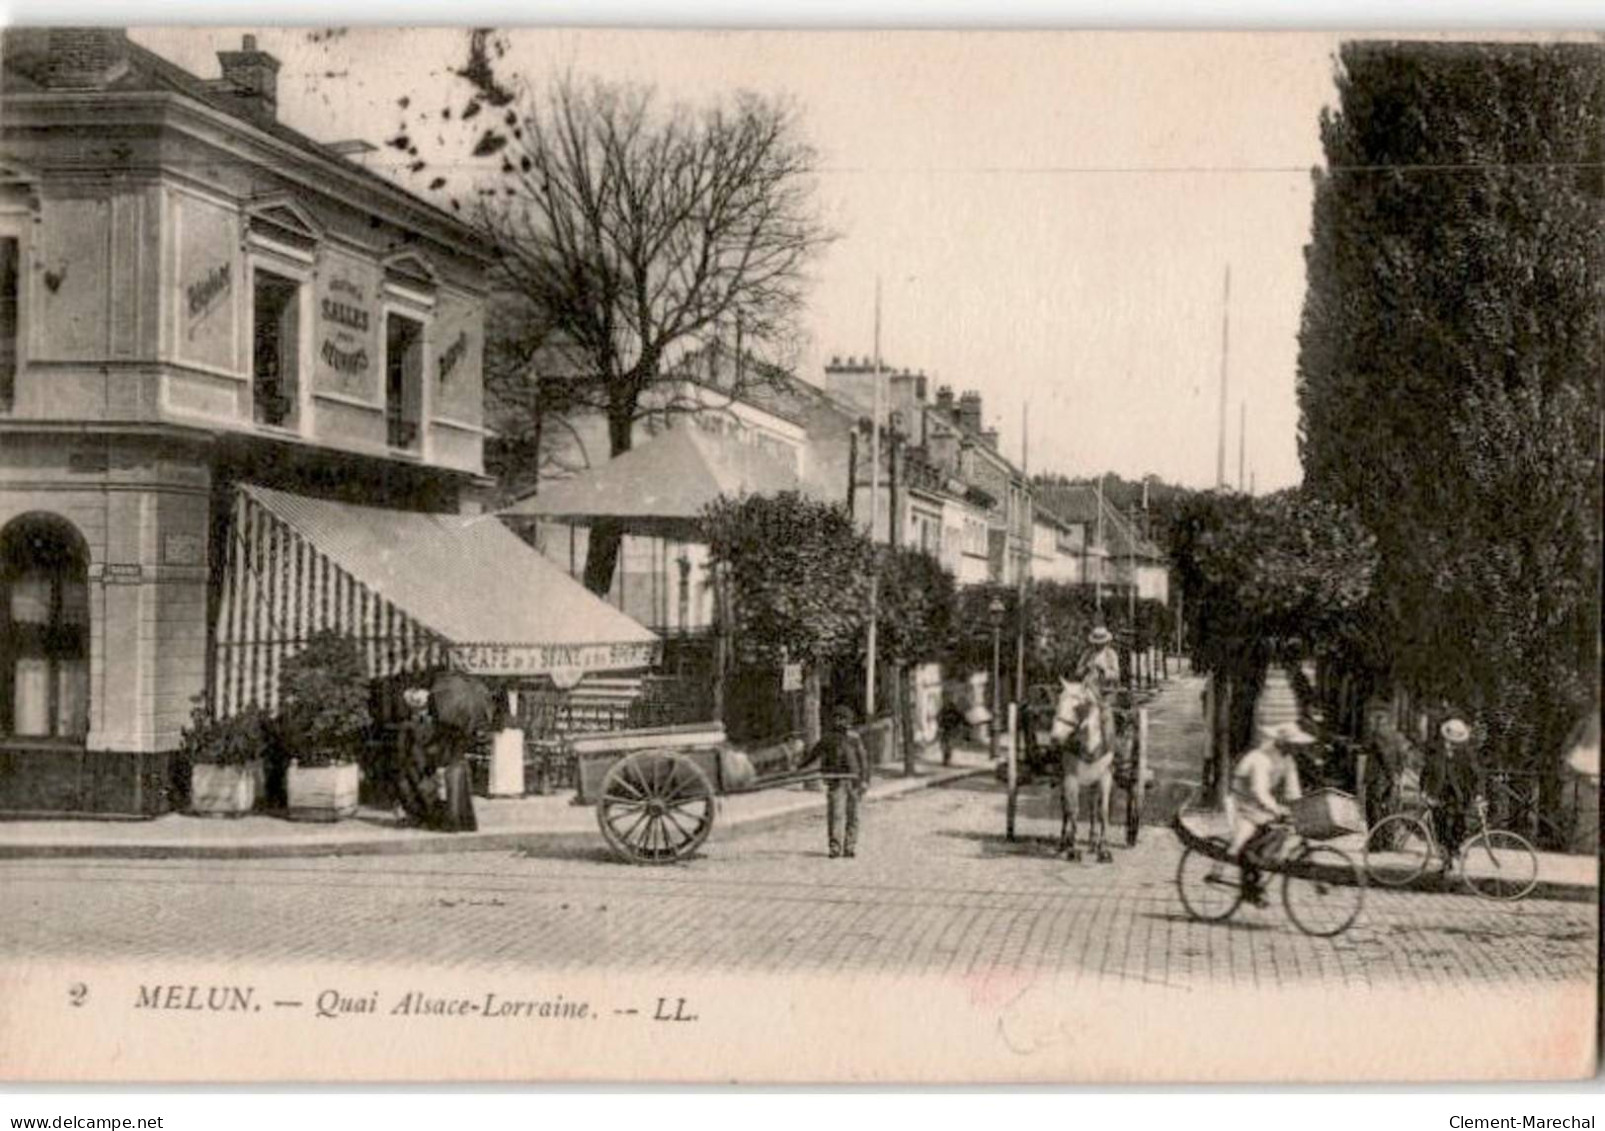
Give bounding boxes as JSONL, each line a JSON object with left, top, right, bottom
{"left": 1079, "top": 625, "right": 1121, "bottom": 689}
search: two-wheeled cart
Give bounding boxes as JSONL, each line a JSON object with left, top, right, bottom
{"left": 567, "top": 723, "right": 820, "bottom": 864}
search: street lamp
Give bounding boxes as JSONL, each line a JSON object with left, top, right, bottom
{"left": 988, "top": 596, "right": 1006, "bottom": 765}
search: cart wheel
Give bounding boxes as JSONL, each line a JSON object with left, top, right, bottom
{"left": 597, "top": 750, "right": 716, "bottom": 865}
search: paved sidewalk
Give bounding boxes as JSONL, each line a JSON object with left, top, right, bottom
{"left": 0, "top": 744, "right": 992, "bottom": 861}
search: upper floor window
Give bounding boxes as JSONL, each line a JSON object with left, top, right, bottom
{"left": 252, "top": 268, "right": 301, "bottom": 428}
{"left": 382, "top": 255, "right": 436, "bottom": 453}
{"left": 0, "top": 236, "right": 17, "bottom": 412}
{"left": 385, "top": 312, "right": 424, "bottom": 450}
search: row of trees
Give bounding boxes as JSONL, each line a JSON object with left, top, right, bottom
{"left": 704, "top": 491, "right": 1173, "bottom": 754}
{"left": 1296, "top": 43, "right": 1602, "bottom": 807}
{"left": 1173, "top": 43, "right": 1600, "bottom": 843}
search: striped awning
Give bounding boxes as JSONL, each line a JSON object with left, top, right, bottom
{"left": 212, "top": 485, "right": 660, "bottom": 716}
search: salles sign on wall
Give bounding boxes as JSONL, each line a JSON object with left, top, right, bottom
{"left": 315, "top": 255, "right": 379, "bottom": 400}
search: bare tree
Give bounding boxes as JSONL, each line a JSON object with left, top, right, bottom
{"left": 415, "top": 39, "right": 835, "bottom": 593}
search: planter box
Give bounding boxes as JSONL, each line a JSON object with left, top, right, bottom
{"left": 190, "top": 760, "right": 263, "bottom": 818}
{"left": 285, "top": 761, "right": 360, "bottom": 822}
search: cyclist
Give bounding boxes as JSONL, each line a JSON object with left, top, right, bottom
{"left": 1422, "top": 717, "right": 1484, "bottom": 875}
{"left": 1227, "top": 721, "right": 1314, "bottom": 906}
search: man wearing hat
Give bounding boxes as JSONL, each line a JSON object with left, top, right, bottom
{"left": 1227, "top": 721, "right": 1314, "bottom": 906}
{"left": 1423, "top": 718, "right": 1483, "bottom": 873}
{"left": 1079, "top": 626, "right": 1122, "bottom": 688}
{"left": 796, "top": 705, "right": 872, "bottom": 858}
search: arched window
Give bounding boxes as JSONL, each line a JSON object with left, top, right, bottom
{"left": 1, "top": 515, "right": 89, "bottom": 741}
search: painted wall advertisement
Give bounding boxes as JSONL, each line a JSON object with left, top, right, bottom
{"left": 315, "top": 251, "right": 379, "bottom": 401}
{"left": 173, "top": 195, "right": 237, "bottom": 372}
{"left": 431, "top": 290, "right": 482, "bottom": 424}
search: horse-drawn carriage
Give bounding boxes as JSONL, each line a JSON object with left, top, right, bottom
{"left": 1022, "top": 681, "right": 1154, "bottom": 853}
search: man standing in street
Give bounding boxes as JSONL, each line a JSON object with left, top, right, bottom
{"left": 797, "top": 705, "right": 872, "bottom": 858}
{"left": 1423, "top": 717, "right": 1483, "bottom": 875}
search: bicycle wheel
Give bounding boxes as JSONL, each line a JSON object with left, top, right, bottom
{"left": 1460, "top": 829, "right": 1539, "bottom": 902}
{"left": 1176, "top": 845, "right": 1243, "bottom": 923}
{"left": 1282, "top": 845, "right": 1366, "bottom": 937}
{"left": 1363, "top": 813, "right": 1433, "bottom": 887}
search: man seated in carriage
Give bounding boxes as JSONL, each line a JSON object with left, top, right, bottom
{"left": 1227, "top": 722, "right": 1313, "bottom": 906}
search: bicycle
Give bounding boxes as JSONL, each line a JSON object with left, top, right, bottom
{"left": 1362, "top": 796, "right": 1539, "bottom": 901}
{"left": 1174, "top": 814, "right": 1366, "bottom": 938}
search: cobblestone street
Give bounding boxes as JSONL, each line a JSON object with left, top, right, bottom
{"left": 0, "top": 775, "right": 1593, "bottom": 990}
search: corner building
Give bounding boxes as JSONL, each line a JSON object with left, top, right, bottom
{"left": 0, "top": 30, "right": 494, "bottom": 815}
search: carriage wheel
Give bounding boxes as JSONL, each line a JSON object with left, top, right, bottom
{"left": 597, "top": 750, "right": 716, "bottom": 865}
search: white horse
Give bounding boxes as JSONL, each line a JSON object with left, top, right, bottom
{"left": 1048, "top": 675, "right": 1115, "bottom": 863}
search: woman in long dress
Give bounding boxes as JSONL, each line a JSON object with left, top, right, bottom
{"left": 429, "top": 671, "right": 488, "bottom": 833}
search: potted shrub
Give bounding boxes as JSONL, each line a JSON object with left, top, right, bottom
{"left": 277, "top": 630, "right": 372, "bottom": 821}
{"left": 181, "top": 698, "right": 270, "bottom": 817}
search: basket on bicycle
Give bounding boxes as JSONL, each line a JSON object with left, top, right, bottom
{"left": 1290, "top": 788, "right": 1364, "bottom": 840}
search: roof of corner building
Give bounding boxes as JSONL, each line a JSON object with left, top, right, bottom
{"left": 6, "top": 35, "right": 491, "bottom": 257}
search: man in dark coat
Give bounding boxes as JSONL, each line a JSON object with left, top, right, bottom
{"left": 1422, "top": 717, "right": 1483, "bottom": 871}
{"left": 393, "top": 687, "right": 439, "bottom": 828}
{"left": 797, "top": 705, "right": 872, "bottom": 858}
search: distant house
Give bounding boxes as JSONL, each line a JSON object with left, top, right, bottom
{"left": 823, "top": 359, "right": 1030, "bottom": 587}
{"left": 1033, "top": 484, "right": 1170, "bottom": 605}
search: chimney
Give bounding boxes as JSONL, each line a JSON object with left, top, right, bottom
{"left": 934, "top": 385, "right": 955, "bottom": 419}
{"left": 981, "top": 428, "right": 1000, "bottom": 452}
{"left": 4, "top": 28, "right": 131, "bottom": 88}
{"left": 958, "top": 390, "right": 983, "bottom": 435}
{"left": 217, "top": 33, "right": 280, "bottom": 119}
{"left": 915, "top": 374, "right": 927, "bottom": 402}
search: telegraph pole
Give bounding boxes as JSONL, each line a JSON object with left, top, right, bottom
{"left": 1016, "top": 401, "right": 1029, "bottom": 703}
{"left": 866, "top": 278, "right": 882, "bottom": 721}
{"left": 1238, "top": 400, "right": 1247, "bottom": 493}
{"left": 1216, "top": 266, "right": 1231, "bottom": 490}
{"left": 1095, "top": 474, "right": 1105, "bottom": 611}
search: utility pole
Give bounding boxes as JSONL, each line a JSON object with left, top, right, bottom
{"left": 1127, "top": 503, "right": 1137, "bottom": 687}
{"left": 1016, "top": 401, "right": 1028, "bottom": 704}
{"left": 866, "top": 278, "right": 882, "bottom": 721}
{"left": 1216, "top": 266, "right": 1231, "bottom": 490}
{"left": 1095, "top": 474, "right": 1105, "bottom": 611}
{"left": 1238, "top": 400, "right": 1246, "bottom": 493}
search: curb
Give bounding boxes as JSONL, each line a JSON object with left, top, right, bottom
{"left": 1171, "top": 817, "right": 1597, "bottom": 905}
{"left": 0, "top": 765, "right": 991, "bottom": 863}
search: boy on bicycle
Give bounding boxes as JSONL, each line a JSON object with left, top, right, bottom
{"left": 1228, "top": 722, "right": 1313, "bottom": 906}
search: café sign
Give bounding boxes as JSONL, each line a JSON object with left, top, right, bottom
{"left": 448, "top": 640, "right": 661, "bottom": 677}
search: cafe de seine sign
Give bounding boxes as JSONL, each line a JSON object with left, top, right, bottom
{"left": 448, "top": 640, "right": 661, "bottom": 678}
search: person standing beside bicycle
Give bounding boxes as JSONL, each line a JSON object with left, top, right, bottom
{"left": 1227, "top": 722, "right": 1315, "bottom": 906}
{"left": 1421, "top": 718, "right": 1484, "bottom": 876}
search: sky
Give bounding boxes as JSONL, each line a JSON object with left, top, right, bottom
{"left": 136, "top": 27, "right": 1347, "bottom": 492}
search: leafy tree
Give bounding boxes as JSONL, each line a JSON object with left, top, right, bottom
{"left": 1170, "top": 488, "right": 1379, "bottom": 797}
{"left": 702, "top": 492, "right": 872, "bottom": 743}
{"left": 1296, "top": 42, "right": 1603, "bottom": 817}
{"left": 398, "top": 35, "right": 836, "bottom": 592}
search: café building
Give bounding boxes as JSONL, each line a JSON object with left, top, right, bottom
{"left": 0, "top": 30, "right": 658, "bottom": 816}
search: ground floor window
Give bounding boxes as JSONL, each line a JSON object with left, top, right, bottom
{"left": 0, "top": 514, "right": 89, "bottom": 740}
